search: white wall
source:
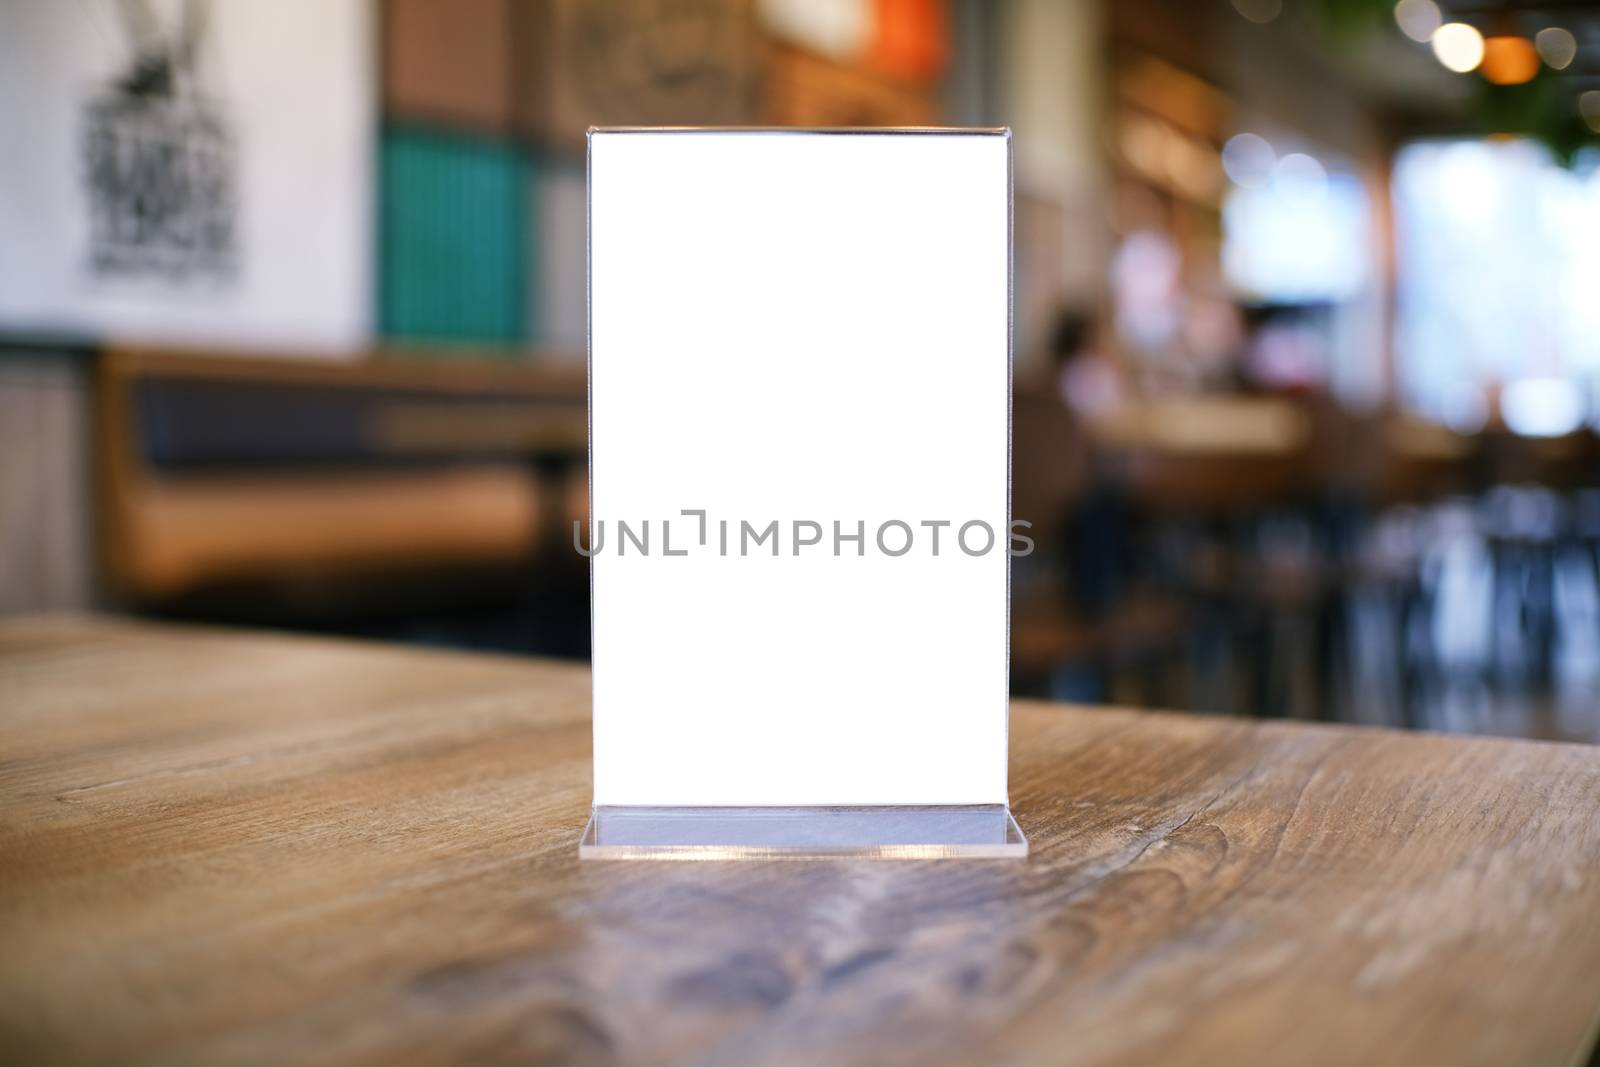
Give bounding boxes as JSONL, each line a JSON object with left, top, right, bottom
{"left": 0, "top": 0, "right": 373, "bottom": 355}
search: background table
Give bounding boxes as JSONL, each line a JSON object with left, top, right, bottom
{"left": 3, "top": 616, "right": 1600, "bottom": 1066}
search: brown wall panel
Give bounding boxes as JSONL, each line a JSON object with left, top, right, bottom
{"left": 516, "top": 0, "right": 758, "bottom": 153}
{"left": 384, "top": 0, "right": 515, "bottom": 132}
{"left": 764, "top": 43, "right": 940, "bottom": 128}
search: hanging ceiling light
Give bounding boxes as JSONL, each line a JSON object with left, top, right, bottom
{"left": 1581, "top": 91, "right": 1600, "bottom": 134}
{"left": 1431, "top": 22, "right": 1485, "bottom": 73}
{"left": 1480, "top": 35, "right": 1540, "bottom": 84}
{"left": 1535, "top": 27, "right": 1577, "bottom": 70}
{"left": 1394, "top": 0, "right": 1442, "bottom": 44}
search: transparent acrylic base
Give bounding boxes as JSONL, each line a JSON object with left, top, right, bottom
{"left": 578, "top": 804, "right": 1027, "bottom": 860}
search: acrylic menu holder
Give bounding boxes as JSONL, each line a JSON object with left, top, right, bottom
{"left": 582, "top": 128, "right": 1024, "bottom": 859}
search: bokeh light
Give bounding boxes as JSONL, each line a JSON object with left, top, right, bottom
{"left": 1581, "top": 90, "right": 1600, "bottom": 134}
{"left": 1502, "top": 378, "right": 1584, "bottom": 438}
{"left": 1438, "top": 382, "right": 1488, "bottom": 435}
{"left": 1534, "top": 27, "right": 1576, "bottom": 70}
{"left": 1394, "top": 0, "right": 1442, "bottom": 44}
{"left": 1231, "top": 0, "right": 1282, "bottom": 25}
{"left": 1431, "top": 22, "right": 1485, "bottom": 73}
{"left": 1481, "top": 36, "right": 1540, "bottom": 85}
{"left": 1274, "top": 152, "right": 1328, "bottom": 203}
{"left": 1222, "top": 132, "right": 1276, "bottom": 187}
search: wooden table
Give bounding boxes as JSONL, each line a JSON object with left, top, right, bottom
{"left": 4, "top": 616, "right": 1600, "bottom": 1067}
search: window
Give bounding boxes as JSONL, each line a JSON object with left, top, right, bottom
{"left": 1393, "top": 140, "right": 1600, "bottom": 431}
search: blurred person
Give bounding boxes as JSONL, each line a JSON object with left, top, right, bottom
{"left": 1049, "top": 307, "right": 1126, "bottom": 419}
{"left": 1042, "top": 307, "right": 1133, "bottom": 625}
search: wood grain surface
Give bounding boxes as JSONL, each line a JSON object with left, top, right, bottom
{"left": 3, "top": 616, "right": 1599, "bottom": 1067}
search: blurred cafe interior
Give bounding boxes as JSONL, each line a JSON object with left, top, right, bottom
{"left": 4, "top": 0, "right": 1600, "bottom": 741}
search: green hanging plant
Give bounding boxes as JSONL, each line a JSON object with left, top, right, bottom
{"left": 1307, "top": 0, "right": 1398, "bottom": 45}
{"left": 1475, "top": 71, "right": 1594, "bottom": 167}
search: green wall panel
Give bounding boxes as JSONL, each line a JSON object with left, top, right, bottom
{"left": 380, "top": 126, "right": 530, "bottom": 346}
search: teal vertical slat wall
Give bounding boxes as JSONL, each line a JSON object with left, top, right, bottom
{"left": 379, "top": 126, "right": 532, "bottom": 346}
